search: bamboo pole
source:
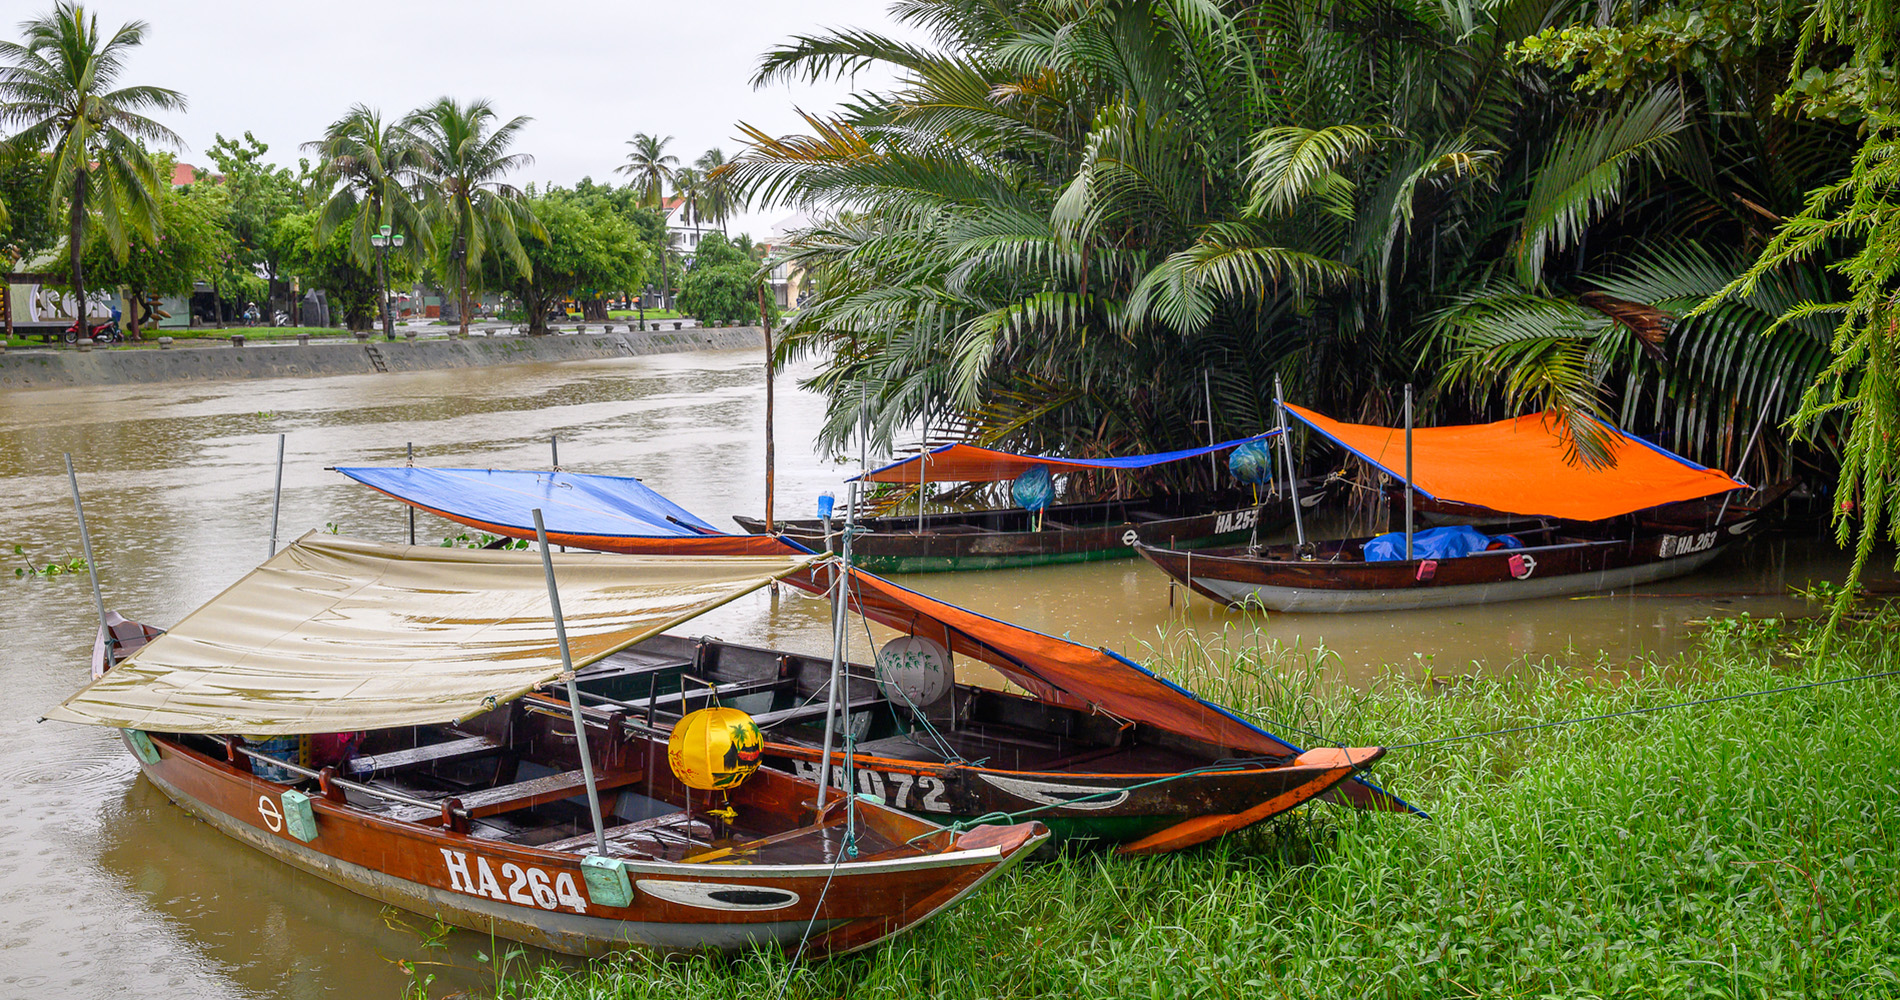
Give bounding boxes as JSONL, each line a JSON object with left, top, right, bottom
{"left": 550, "top": 434, "right": 560, "bottom": 472}
{"left": 758, "top": 282, "right": 776, "bottom": 532}
{"left": 65, "top": 453, "right": 112, "bottom": 671}
{"left": 532, "top": 508, "right": 609, "bottom": 857}
{"left": 406, "top": 442, "right": 415, "bottom": 546}
{"left": 1204, "top": 370, "right": 1217, "bottom": 484}
{"left": 1404, "top": 384, "right": 1415, "bottom": 561}
{"left": 1717, "top": 378, "right": 1783, "bottom": 524}
{"left": 1273, "top": 376, "right": 1306, "bottom": 549}
{"left": 269, "top": 434, "right": 286, "bottom": 558}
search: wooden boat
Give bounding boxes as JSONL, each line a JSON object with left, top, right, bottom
{"left": 538, "top": 630, "right": 1391, "bottom": 853}
{"left": 733, "top": 434, "right": 1306, "bottom": 573}
{"left": 734, "top": 488, "right": 1324, "bottom": 574}
{"left": 1138, "top": 403, "right": 1776, "bottom": 612}
{"left": 332, "top": 466, "right": 1415, "bottom": 845}
{"left": 49, "top": 538, "right": 1045, "bottom": 958}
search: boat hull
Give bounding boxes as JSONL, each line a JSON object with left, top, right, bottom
{"left": 764, "top": 745, "right": 1382, "bottom": 853}
{"left": 1137, "top": 518, "right": 1762, "bottom": 612}
{"left": 129, "top": 733, "right": 1042, "bottom": 958}
{"left": 737, "top": 494, "right": 1314, "bottom": 574}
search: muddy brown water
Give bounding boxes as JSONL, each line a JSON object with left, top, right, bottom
{"left": 0, "top": 351, "right": 1868, "bottom": 997}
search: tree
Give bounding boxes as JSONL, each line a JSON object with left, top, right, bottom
{"left": 66, "top": 163, "right": 228, "bottom": 338}
{"left": 672, "top": 166, "right": 704, "bottom": 234}
{"left": 696, "top": 147, "right": 733, "bottom": 233}
{"left": 676, "top": 231, "right": 769, "bottom": 326}
{"left": 483, "top": 192, "right": 651, "bottom": 333}
{"left": 197, "top": 132, "right": 296, "bottom": 328}
{"left": 306, "top": 104, "right": 430, "bottom": 334}
{"left": 402, "top": 97, "right": 541, "bottom": 336}
{"left": 273, "top": 208, "right": 382, "bottom": 330}
{"left": 0, "top": 141, "right": 56, "bottom": 262}
{"left": 0, "top": 2, "right": 184, "bottom": 333}
{"left": 616, "top": 132, "right": 676, "bottom": 208}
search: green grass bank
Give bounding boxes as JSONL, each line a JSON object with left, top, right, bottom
{"left": 455, "top": 608, "right": 1900, "bottom": 1000}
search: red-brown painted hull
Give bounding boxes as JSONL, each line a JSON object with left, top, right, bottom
{"left": 128, "top": 732, "right": 1043, "bottom": 957}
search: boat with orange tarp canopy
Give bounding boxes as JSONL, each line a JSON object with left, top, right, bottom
{"left": 1137, "top": 403, "right": 1787, "bottom": 612}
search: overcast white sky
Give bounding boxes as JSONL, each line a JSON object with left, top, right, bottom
{"left": 98, "top": 0, "right": 915, "bottom": 238}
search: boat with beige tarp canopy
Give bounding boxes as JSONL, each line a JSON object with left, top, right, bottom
{"left": 48, "top": 534, "right": 1046, "bottom": 957}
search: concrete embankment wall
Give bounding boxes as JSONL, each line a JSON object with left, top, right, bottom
{"left": 0, "top": 327, "right": 765, "bottom": 389}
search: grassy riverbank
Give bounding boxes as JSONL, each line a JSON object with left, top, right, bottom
{"left": 476, "top": 608, "right": 1900, "bottom": 1000}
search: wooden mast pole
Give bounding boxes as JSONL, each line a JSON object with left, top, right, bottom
{"left": 533, "top": 508, "right": 609, "bottom": 857}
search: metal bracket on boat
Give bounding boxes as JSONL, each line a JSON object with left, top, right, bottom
{"left": 441, "top": 797, "right": 470, "bottom": 834}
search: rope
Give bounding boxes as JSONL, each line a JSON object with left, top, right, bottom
{"left": 1387, "top": 668, "right": 1900, "bottom": 750}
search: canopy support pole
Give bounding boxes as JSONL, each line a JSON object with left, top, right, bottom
{"left": 762, "top": 287, "right": 776, "bottom": 534}
{"left": 532, "top": 508, "right": 608, "bottom": 858}
{"left": 1204, "top": 370, "right": 1217, "bottom": 484}
{"left": 1717, "top": 378, "right": 1782, "bottom": 525}
{"left": 405, "top": 442, "right": 415, "bottom": 546}
{"left": 66, "top": 453, "right": 113, "bottom": 672}
{"left": 816, "top": 483, "right": 855, "bottom": 810}
{"left": 269, "top": 434, "right": 286, "bottom": 558}
{"left": 1404, "top": 384, "right": 1415, "bottom": 561}
{"left": 550, "top": 435, "right": 559, "bottom": 472}
{"left": 1274, "top": 377, "right": 1306, "bottom": 550}
{"left": 917, "top": 410, "right": 927, "bottom": 537}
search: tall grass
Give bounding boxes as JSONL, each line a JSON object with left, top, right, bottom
{"left": 487, "top": 609, "right": 1900, "bottom": 1000}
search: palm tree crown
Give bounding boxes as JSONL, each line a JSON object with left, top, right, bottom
{"left": 616, "top": 132, "right": 677, "bottom": 208}
{"left": 695, "top": 147, "right": 733, "bottom": 233}
{"left": 0, "top": 2, "right": 183, "bottom": 326}
{"left": 401, "top": 96, "right": 542, "bottom": 336}
{"left": 304, "top": 103, "right": 429, "bottom": 270}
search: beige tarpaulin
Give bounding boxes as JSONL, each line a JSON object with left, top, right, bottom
{"left": 45, "top": 534, "right": 819, "bottom": 736}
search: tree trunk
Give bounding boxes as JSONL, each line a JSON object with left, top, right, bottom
{"left": 126, "top": 286, "right": 141, "bottom": 340}
{"left": 68, "top": 173, "right": 86, "bottom": 341}
{"left": 212, "top": 277, "right": 224, "bottom": 328}
{"left": 456, "top": 234, "right": 471, "bottom": 338}
{"left": 525, "top": 285, "right": 547, "bottom": 336}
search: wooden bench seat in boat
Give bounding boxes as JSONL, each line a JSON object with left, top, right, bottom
{"left": 347, "top": 735, "right": 504, "bottom": 776}
{"left": 384, "top": 767, "right": 644, "bottom": 823}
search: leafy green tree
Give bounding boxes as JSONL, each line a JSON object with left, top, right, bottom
{"left": 1691, "top": 0, "right": 1900, "bottom": 617}
{"left": 305, "top": 105, "right": 428, "bottom": 268}
{"left": 0, "top": 2, "right": 184, "bottom": 329}
{"left": 0, "top": 142, "right": 56, "bottom": 263}
{"left": 483, "top": 192, "right": 651, "bottom": 333}
{"left": 204, "top": 132, "right": 298, "bottom": 307}
{"left": 273, "top": 208, "right": 382, "bottom": 330}
{"left": 403, "top": 97, "right": 541, "bottom": 336}
{"left": 68, "top": 166, "right": 228, "bottom": 337}
{"left": 676, "top": 231, "right": 770, "bottom": 326}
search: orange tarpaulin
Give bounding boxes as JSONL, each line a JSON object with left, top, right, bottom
{"left": 1284, "top": 404, "right": 1745, "bottom": 521}
{"left": 854, "top": 432, "right": 1280, "bottom": 485}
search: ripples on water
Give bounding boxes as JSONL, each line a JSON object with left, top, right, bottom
{"left": 0, "top": 350, "right": 1870, "bottom": 997}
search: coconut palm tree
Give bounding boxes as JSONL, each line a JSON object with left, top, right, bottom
{"left": 0, "top": 2, "right": 183, "bottom": 334}
{"left": 616, "top": 132, "right": 677, "bottom": 208}
{"left": 671, "top": 166, "right": 704, "bottom": 236}
{"left": 304, "top": 104, "right": 429, "bottom": 271}
{"left": 695, "top": 147, "right": 733, "bottom": 233}
{"left": 401, "top": 97, "right": 542, "bottom": 337}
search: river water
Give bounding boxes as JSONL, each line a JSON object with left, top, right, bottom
{"left": 0, "top": 350, "right": 1866, "bottom": 997}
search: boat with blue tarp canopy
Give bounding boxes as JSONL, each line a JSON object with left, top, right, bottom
{"left": 735, "top": 429, "right": 1327, "bottom": 573}
{"left": 334, "top": 464, "right": 1413, "bottom": 842}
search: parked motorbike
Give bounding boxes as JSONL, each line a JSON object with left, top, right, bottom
{"left": 63, "top": 318, "right": 122, "bottom": 345}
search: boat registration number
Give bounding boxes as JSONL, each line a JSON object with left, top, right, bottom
{"left": 789, "top": 760, "right": 950, "bottom": 812}
{"left": 1214, "top": 509, "right": 1259, "bottom": 533}
{"left": 439, "top": 848, "right": 589, "bottom": 912}
{"left": 1659, "top": 530, "right": 1719, "bottom": 559}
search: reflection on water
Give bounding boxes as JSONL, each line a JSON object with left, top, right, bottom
{"left": 0, "top": 350, "right": 1873, "bottom": 997}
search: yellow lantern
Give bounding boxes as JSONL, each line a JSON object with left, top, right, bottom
{"left": 667, "top": 707, "right": 764, "bottom": 791}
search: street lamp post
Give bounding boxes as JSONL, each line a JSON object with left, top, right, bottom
{"left": 369, "top": 225, "right": 406, "bottom": 341}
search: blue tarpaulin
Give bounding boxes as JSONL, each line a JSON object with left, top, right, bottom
{"left": 1362, "top": 525, "right": 1522, "bottom": 562}
{"left": 337, "top": 467, "right": 718, "bottom": 538}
